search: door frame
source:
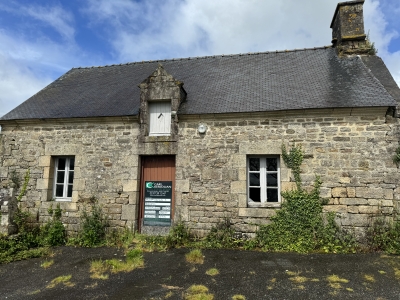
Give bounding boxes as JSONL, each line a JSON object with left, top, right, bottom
{"left": 138, "top": 155, "right": 175, "bottom": 232}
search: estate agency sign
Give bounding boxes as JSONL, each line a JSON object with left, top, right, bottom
{"left": 143, "top": 181, "right": 172, "bottom": 226}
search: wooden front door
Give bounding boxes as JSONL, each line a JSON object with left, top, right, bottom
{"left": 139, "top": 156, "right": 175, "bottom": 231}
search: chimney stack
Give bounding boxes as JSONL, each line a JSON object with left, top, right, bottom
{"left": 330, "top": 1, "right": 372, "bottom": 55}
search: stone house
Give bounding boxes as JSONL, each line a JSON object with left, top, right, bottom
{"left": 1, "top": 0, "right": 400, "bottom": 238}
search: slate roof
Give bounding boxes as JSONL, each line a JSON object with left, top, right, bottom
{"left": 1, "top": 47, "right": 398, "bottom": 121}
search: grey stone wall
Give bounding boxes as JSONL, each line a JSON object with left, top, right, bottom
{"left": 0, "top": 188, "right": 17, "bottom": 235}
{"left": 0, "top": 107, "right": 399, "bottom": 239}
{"left": 0, "top": 117, "right": 140, "bottom": 234}
{"left": 175, "top": 108, "right": 400, "bottom": 239}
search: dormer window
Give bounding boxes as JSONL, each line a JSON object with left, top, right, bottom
{"left": 139, "top": 64, "right": 186, "bottom": 140}
{"left": 148, "top": 102, "right": 171, "bottom": 136}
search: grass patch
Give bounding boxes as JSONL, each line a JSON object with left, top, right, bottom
{"left": 232, "top": 295, "right": 246, "bottom": 300}
{"left": 267, "top": 278, "right": 276, "bottom": 290}
{"left": 90, "top": 248, "right": 144, "bottom": 279}
{"left": 206, "top": 268, "right": 219, "bottom": 276}
{"left": 107, "top": 256, "right": 143, "bottom": 274}
{"left": 289, "top": 276, "right": 308, "bottom": 284}
{"left": 184, "top": 285, "right": 214, "bottom": 300}
{"left": 286, "top": 271, "right": 299, "bottom": 276}
{"left": 132, "top": 234, "right": 169, "bottom": 252}
{"left": 90, "top": 260, "right": 109, "bottom": 280}
{"left": 326, "top": 274, "right": 349, "bottom": 289}
{"left": 40, "top": 259, "right": 54, "bottom": 269}
{"left": 46, "top": 275, "right": 74, "bottom": 288}
{"left": 286, "top": 270, "right": 318, "bottom": 290}
{"left": 363, "top": 274, "right": 375, "bottom": 282}
{"left": 186, "top": 249, "right": 204, "bottom": 264}
{"left": 0, "top": 245, "right": 51, "bottom": 264}
{"left": 394, "top": 268, "right": 400, "bottom": 280}
{"left": 327, "top": 275, "right": 349, "bottom": 283}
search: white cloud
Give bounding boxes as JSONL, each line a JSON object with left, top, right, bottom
{"left": 175, "top": 0, "right": 338, "bottom": 54}
{"left": 22, "top": 4, "right": 75, "bottom": 41}
{"left": 0, "top": 2, "right": 75, "bottom": 42}
{"left": 0, "top": 53, "right": 51, "bottom": 117}
{"left": 364, "top": 0, "right": 400, "bottom": 86}
{"left": 85, "top": 0, "right": 342, "bottom": 61}
{"left": 0, "top": 28, "right": 96, "bottom": 117}
{"left": 0, "top": 29, "right": 85, "bottom": 76}
{"left": 0, "top": 1, "right": 114, "bottom": 117}
{"left": 84, "top": 0, "right": 400, "bottom": 86}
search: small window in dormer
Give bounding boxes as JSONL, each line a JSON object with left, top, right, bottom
{"left": 149, "top": 102, "right": 171, "bottom": 136}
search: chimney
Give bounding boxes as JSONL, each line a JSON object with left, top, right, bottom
{"left": 330, "top": 1, "right": 372, "bottom": 55}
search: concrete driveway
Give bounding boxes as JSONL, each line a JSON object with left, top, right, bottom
{"left": 0, "top": 247, "right": 399, "bottom": 299}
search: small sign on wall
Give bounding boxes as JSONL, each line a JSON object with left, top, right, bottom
{"left": 143, "top": 181, "right": 172, "bottom": 226}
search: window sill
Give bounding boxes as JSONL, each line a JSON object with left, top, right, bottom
{"left": 54, "top": 198, "right": 72, "bottom": 202}
{"left": 143, "top": 136, "right": 176, "bottom": 143}
{"left": 238, "top": 207, "right": 279, "bottom": 218}
{"left": 149, "top": 133, "right": 170, "bottom": 136}
{"left": 247, "top": 202, "right": 281, "bottom": 208}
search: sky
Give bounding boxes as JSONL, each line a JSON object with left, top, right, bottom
{"left": 0, "top": 0, "right": 399, "bottom": 117}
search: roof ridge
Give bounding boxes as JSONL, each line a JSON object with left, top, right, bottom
{"left": 72, "top": 45, "right": 333, "bottom": 70}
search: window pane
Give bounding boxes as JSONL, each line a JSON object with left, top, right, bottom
{"left": 56, "top": 185, "right": 64, "bottom": 197}
{"left": 267, "top": 189, "right": 278, "bottom": 202}
{"left": 68, "top": 171, "right": 74, "bottom": 184}
{"left": 58, "top": 158, "right": 66, "bottom": 170}
{"left": 56, "top": 171, "right": 65, "bottom": 183}
{"left": 266, "top": 158, "right": 277, "bottom": 171}
{"left": 249, "top": 188, "right": 261, "bottom": 202}
{"left": 267, "top": 173, "right": 278, "bottom": 187}
{"left": 249, "top": 158, "right": 260, "bottom": 171}
{"left": 67, "top": 185, "right": 73, "bottom": 197}
{"left": 69, "top": 158, "right": 75, "bottom": 170}
{"left": 249, "top": 173, "right": 260, "bottom": 186}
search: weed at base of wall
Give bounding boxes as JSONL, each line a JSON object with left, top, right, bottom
{"left": 255, "top": 145, "right": 357, "bottom": 253}
{"left": 40, "top": 204, "right": 66, "bottom": 247}
{"left": 366, "top": 218, "right": 400, "bottom": 254}
{"left": 74, "top": 201, "right": 109, "bottom": 247}
{"left": 202, "top": 218, "right": 240, "bottom": 249}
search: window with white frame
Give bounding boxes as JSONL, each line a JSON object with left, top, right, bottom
{"left": 148, "top": 102, "right": 171, "bottom": 136}
{"left": 248, "top": 156, "right": 280, "bottom": 205}
{"left": 53, "top": 157, "right": 74, "bottom": 200}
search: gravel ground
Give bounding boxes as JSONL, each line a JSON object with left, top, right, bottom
{"left": 1, "top": 246, "right": 400, "bottom": 299}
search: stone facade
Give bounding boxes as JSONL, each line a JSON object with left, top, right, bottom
{"left": 0, "top": 187, "right": 17, "bottom": 234}
{"left": 0, "top": 117, "right": 140, "bottom": 233}
{"left": 176, "top": 108, "right": 400, "bottom": 239}
{"left": 1, "top": 107, "right": 399, "bottom": 239}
